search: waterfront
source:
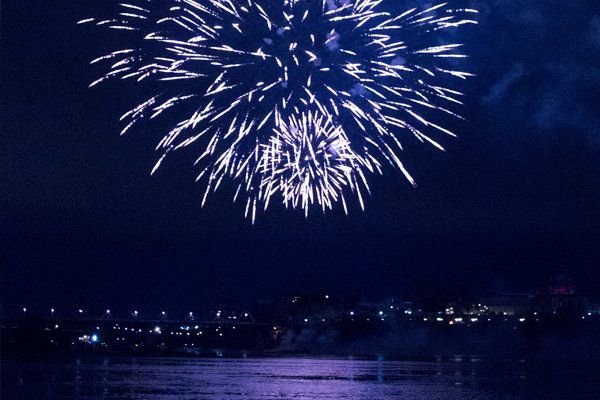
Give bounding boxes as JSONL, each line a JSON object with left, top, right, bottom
{"left": 2, "top": 355, "right": 599, "bottom": 400}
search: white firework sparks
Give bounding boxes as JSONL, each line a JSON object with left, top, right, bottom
{"left": 254, "top": 108, "right": 375, "bottom": 218}
{"left": 81, "top": 0, "right": 477, "bottom": 221}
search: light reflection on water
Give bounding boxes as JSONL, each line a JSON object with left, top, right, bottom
{"left": 1, "top": 356, "right": 597, "bottom": 399}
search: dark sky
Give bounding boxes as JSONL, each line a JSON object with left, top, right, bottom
{"left": 2, "top": 0, "right": 600, "bottom": 315}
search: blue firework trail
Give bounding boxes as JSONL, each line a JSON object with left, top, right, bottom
{"left": 80, "top": 0, "right": 477, "bottom": 221}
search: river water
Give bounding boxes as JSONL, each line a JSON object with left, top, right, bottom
{"left": 2, "top": 355, "right": 598, "bottom": 399}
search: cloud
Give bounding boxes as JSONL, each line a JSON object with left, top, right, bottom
{"left": 325, "top": 30, "right": 340, "bottom": 51}
{"left": 482, "top": 63, "right": 525, "bottom": 105}
{"left": 487, "top": 0, "right": 549, "bottom": 29}
{"left": 590, "top": 16, "right": 600, "bottom": 49}
{"left": 479, "top": 1, "right": 600, "bottom": 146}
{"left": 530, "top": 63, "right": 600, "bottom": 146}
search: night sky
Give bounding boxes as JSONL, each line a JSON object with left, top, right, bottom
{"left": 2, "top": 0, "right": 600, "bottom": 315}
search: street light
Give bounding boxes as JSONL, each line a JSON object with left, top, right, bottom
{"left": 50, "top": 308, "right": 55, "bottom": 318}
{"left": 22, "top": 307, "right": 27, "bottom": 318}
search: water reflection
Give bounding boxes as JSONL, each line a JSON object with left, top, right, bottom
{"left": 2, "top": 356, "right": 598, "bottom": 399}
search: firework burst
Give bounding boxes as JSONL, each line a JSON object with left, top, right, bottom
{"left": 253, "top": 107, "right": 374, "bottom": 219}
{"left": 80, "top": 0, "right": 477, "bottom": 221}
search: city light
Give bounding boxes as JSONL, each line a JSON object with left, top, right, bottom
{"left": 8, "top": 284, "right": 595, "bottom": 358}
